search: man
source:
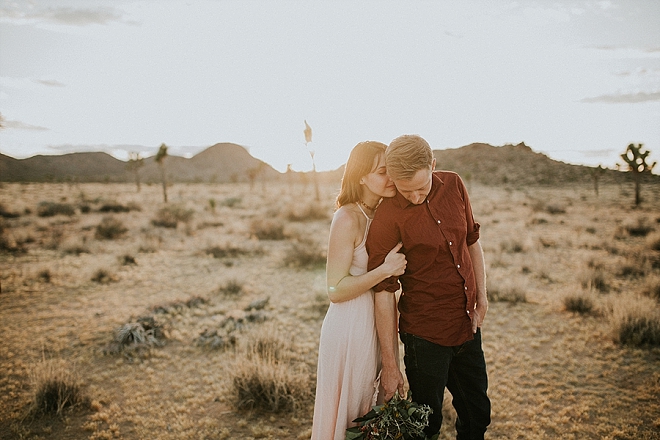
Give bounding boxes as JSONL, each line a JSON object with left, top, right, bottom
{"left": 366, "top": 134, "right": 490, "bottom": 439}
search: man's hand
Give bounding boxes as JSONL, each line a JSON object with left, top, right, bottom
{"left": 472, "top": 298, "right": 488, "bottom": 333}
{"left": 381, "top": 364, "right": 405, "bottom": 401}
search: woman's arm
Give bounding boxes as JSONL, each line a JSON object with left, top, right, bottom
{"left": 326, "top": 208, "right": 406, "bottom": 303}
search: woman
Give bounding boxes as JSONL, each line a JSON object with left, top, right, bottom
{"left": 311, "top": 141, "right": 407, "bottom": 440}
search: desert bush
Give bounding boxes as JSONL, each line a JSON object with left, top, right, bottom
{"left": 563, "top": 290, "right": 596, "bottom": 315}
{"left": 500, "top": 239, "right": 525, "bottom": 253}
{"left": 545, "top": 204, "right": 566, "bottom": 215}
{"left": 37, "top": 201, "right": 75, "bottom": 217}
{"left": 623, "top": 217, "right": 654, "bottom": 237}
{"left": 103, "top": 316, "right": 166, "bottom": 358}
{"left": 29, "top": 359, "right": 89, "bottom": 416}
{"left": 120, "top": 254, "right": 137, "bottom": 265}
{"left": 642, "top": 276, "right": 660, "bottom": 300}
{"left": 152, "top": 295, "right": 208, "bottom": 314}
{"left": 205, "top": 244, "right": 253, "bottom": 259}
{"left": 151, "top": 205, "right": 194, "bottom": 228}
{"left": 95, "top": 216, "right": 128, "bottom": 240}
{"left": 284, "top": 203, "right": 329, "bottom": 222}
{"left": 221, "top": 197, "right": 242, "bottom": 208}
{"left": 580, "top": 267, "right": 609, "bottom": 292}
{"left": 610, "top": 295, "right": 660, "bottom": 347}
{"left": 0, "top": 203, "right": 21, "bottom": 218}
{"left": 488, "top": 285, "right": 527, "bottom": 303}
{"left": 283, "top": 240, "right": 326, "bottom": 268}
{"left": 37, "top": 269, "right": 52, "bottom": 283}
{"left": 647, "top": 232, "right": 660, "bottom": 252}
{"left": 218, "top": 279, "right": 244, "bottom": 295}
{"left": 91, "top": 269, "right": 117, "bottom": 284}
{"left": 250, "top": 218, "right": 286, "bottom": 240}
{"left": 62, "top": 242, "right": 90, "bottom": 255}
{"left": 99, "top": 203, "right": 131, "bottom": 213}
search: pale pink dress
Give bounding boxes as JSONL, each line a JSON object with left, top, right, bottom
{"left": 311, "top": 206, "right": 380, "bottom": 440}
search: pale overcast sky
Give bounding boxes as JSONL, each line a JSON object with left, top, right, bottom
{"left": 0, "top": 0, "right": 659, "bottom": 172}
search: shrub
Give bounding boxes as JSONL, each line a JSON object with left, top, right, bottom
{"left": 487, "top": 279, "right": 527, "bottom": 303}
{"left": 29, "top": 359, "right": 89, "bottom": 416}
{"left": 647, "top": 233, "right": 660, "bottom": 252}
{"left": 151, "top": 205, "right": 194, "bottom": 228}
{"left": 545, "top": 204, "right": 566, "bottom": 215}
{"left": 205, "top": 244, "right": 252, "bottom": 259}
{"left": 283, "top": 240, "right": 326, "bottom": 269}
{"left": 624, "top": 218, "right": 654, "bottom": 237}
{"left": 221, "top": 197, "right": 242, "bottom": 208}
{"left": 99, "top": 203, "right": 131, "bottom": 213}
{"left": 37, "top": 269, "right": 52, "bottom": 283}
{"left": 91, "top": 269, "right": 116, "bottom": 284}
{"left": 610, "top": 295, "right": 660, "bottom": 347}
{"left": 500, "top": 239, "right": 525, "bottom": 253}
{"left": 580, "top": 267, "right": 609, "bottom": 292}
{"left": 219, "top": 279, "right": 244, "bottom": 295}
{"left": 0, "top": 203, "right": 21, "bottom": 218}
{"left": 120, "top": 254, "right": 137, "bottom": 265}
{"left": 95, "top": 216, "right": 128, "bottom": 240}
{"left": 37, "top": 202, "right": 75, "bottom": 217}
{"left": 563, "top": 290, "right": 596, "bottom": 315}
{"left": 284, "top": 203, "right": 329, "bottom": 222}
{"left": 250, "top": 218, "right": 286, "bottom": 240}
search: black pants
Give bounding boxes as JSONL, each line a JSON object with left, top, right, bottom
{"left": 401, "top": 329, "right": 491, "bottom": 439}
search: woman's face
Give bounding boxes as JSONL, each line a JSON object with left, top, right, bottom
{"left": 361, "top": 154, "right": 397, "bottom": 198}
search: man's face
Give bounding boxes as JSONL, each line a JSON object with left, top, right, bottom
{"left": 392, "top": 168, "right": 433, "bottom": 205}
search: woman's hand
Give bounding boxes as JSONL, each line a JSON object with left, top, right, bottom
{"left": 382, "top": 242, "right": 406, "bottom": 277}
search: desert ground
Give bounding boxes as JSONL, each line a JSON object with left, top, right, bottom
{"left": 1, "top": 178, "right": 659, "bottom": 440}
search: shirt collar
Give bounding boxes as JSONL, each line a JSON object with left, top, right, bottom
{"left": 393, "top": 171, "right": 444, "bottom": 208}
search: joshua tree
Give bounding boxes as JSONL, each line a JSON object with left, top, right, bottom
{"left": 588, "top": 165, "right": 606, "bottom": 197}
{"left": 155, "top": 143, "right": 169, "bottom": 203}
{"left": 304, "top": 120, "right": 320, "bottom": 201}
{"left": 620, "top": 143, "right": 656, "bottom": 206}
{"left": 126, "top": 152, "right": 144, "bottom": 192}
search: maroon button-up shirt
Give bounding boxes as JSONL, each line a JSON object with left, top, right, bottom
{"left": 366, "top": 171, "right": 480, "bottom": 347}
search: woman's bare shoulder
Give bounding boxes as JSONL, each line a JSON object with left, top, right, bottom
{"left": 331, "top": 205, "right": 361, "bottom": 232}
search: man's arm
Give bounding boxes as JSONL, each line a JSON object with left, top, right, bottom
{"left": 468, "top": 239, "right": 488, "bottom": 333}
{"left": 374, "top": 289, "right": 404, "bottom": 401}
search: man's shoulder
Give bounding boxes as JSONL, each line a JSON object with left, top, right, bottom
{"left": 434, "top": 170, "right": 461, "bottom": 181}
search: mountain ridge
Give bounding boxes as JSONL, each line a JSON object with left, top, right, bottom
{"left": 0, "top": 141, "right": 655, "bottom": 186}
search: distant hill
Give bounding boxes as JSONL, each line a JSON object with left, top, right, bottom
{"left": 0, "top": 143, "right": 278, "bottom": 184}
{"left": 1, "top": 141, "right": 656, "bottom": 186}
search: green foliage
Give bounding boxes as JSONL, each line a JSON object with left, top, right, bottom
{"left": 346, "top": 391, "right": 434, "bottom": 440}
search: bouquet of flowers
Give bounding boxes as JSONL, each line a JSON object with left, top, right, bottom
{"left": 345, "top": 391, "right": 438, "bottom": 440}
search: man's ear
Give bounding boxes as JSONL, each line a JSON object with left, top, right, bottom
{"left": 431, "top": 157, "right": 437, "bottom": 170}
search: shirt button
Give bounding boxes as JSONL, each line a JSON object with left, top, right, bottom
{"left": 457, "top": 264, "right": 461, "bottom": 268}
{"left": 449, "top": 241, "right": 453, "bottom": 245}
{"left": 464, "top": 286, "right": 468, "bottom": 290}
{"left": 467, "top": 310, "right": 470, "bottom": 314}
{"left": 437, "top": 220, "right": 441, "bottom": 224}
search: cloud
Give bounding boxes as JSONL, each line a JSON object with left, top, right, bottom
{"left": 33, "top": 79, "right": 66, "bottom": 87}
{"left": 0, "top": 4, "right": 130, "bottom": 27}
{"left": 581, "top": 91, "right": 660, "bottom": 104}
{"left": 3, "top": 120, "right": 49, "bottom": 131}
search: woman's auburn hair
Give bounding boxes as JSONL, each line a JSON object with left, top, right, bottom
{"left": 336, "top": 141, "right": 387, "bottom": 209}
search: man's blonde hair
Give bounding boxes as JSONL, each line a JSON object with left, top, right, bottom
{"left": 386, "top": 135, "right": 434, "bottom": 180}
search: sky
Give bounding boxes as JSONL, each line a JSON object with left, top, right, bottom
{"left": 0, "top": 0, "right": 659, "bottom": 173}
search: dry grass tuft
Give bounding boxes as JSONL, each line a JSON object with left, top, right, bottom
{"left": 218, "top": 279, "right": 244, "bottom": 295}
{"left": 91, "top": 268, "right": 117, "bottom": 284}
{"left": 563, "top": 290, "right": 597, "bottom": 315}
{"left": 28, "top": 359, "right": 89, "bottom": 416}
{"left": 232, "top": 327, "right": 313, "bottom": 413}
{"left": 580, "top": 267, "right": 610, "bottom": 292}
{"left": 622, "top": 217, "right": 655, "bottom": 237}
{"left": 647, "top": 232, "right": 660, "bottom": 251}
{"left": 610, "top": 294, "right": 660, "bottom": 347}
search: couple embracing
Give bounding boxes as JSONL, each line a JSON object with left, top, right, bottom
{"left": 311, "top": 135, "right": 491, "bottom": 440}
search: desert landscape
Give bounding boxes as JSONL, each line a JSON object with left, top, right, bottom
{"left": 1, "top": 170, "right": 660, "bottom": 439}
